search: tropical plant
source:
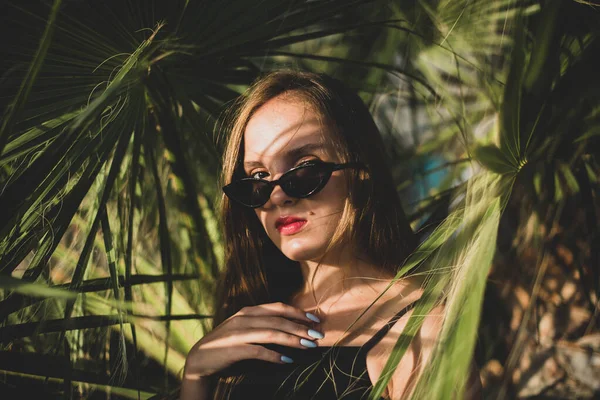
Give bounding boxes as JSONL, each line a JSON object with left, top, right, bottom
{"left": 0, "top": 0, "right": 423, "bottom": 397}
{"left": 1, "top": 0, "right": 598, "bottom": 399}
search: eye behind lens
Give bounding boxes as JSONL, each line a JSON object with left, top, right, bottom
{"left": 284, "top": 163, "right": 332, "bottom": 197}
{"left": 224, "top": 162, "right": 342, "bottom": 207}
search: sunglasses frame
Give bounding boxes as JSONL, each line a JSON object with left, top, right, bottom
{"left": 223, "top": 161, "right": 364, "bottom": 208}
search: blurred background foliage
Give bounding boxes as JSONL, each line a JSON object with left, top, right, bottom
{"left": 0, "top": 0, "right": 598, "bottom": 398}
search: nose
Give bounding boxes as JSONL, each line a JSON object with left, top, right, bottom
{"left": 265, "top": 183, "right": 295, "bottom": 208}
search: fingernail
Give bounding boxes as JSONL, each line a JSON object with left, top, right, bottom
{"left": 306, "top": 312, "right": 320, "bottom": 323}
{"left": 308, "top": 329, "right": 324, "bottom": 339}
{"left": 281, "top": 355, "right": 294, "bottom": 363}
{"left": 300, "top": 338, "right": 317, "bottom": 348}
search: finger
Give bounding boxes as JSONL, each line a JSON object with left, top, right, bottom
{"left": 236, "top": 302, "right": 318, "bottom": 323}
{"left": 235, "top": 328, "right": 318, "bottom": 349}
{"left": 229, "top": 315, "right": 325, "bottom": 341}
{"left": 243, "top": 344, "right": 295, "bottom": 364}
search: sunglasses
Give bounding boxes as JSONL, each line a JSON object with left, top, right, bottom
{"left": 223, "top": 161, "right": 364, "bottom": 208}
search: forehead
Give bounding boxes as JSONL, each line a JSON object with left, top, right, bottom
{"left": 243, "top": 95, "right": 335, "bottom": 163}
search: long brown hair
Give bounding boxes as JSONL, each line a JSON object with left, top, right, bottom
{"left": 210, "top": 70, "right": 417, "bottom": 398}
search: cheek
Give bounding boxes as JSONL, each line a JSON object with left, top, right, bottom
{"left": 318, "top": 174, "right": 348, "bottom": 207}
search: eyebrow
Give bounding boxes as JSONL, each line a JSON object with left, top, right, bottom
{"left": 244, "top": 142, "right": 327, "bottom": 169}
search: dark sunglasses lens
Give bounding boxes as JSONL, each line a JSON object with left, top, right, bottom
{"left": 226, "top": 180, "right": 271, "bottom": 207}
{"left": 283, "top": 164, "right": 329, "bottom": 197}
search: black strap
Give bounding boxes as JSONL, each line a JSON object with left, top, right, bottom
{"left": 358, "top": 301, "right": 416, "bottom": 355}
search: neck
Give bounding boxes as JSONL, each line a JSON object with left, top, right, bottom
{"left": 290, "top": 245, "right": 394, "bottom": 310}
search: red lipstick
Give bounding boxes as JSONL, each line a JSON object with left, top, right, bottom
{"left": 275, "top": 216, "right": 307, "bottom": 235}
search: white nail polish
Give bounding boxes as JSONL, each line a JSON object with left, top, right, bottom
{"left": 300, "top": 338, "right": 317, "bottom": 348}
{"left": 308, "top": 329, "right": 324, "bottom": 339}
{"left": 306, "top": 312, "right": 320, "bottom": 323}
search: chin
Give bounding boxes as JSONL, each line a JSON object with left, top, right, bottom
{"left": 280, "top": 249, "right": 319, "bottom": 262}
{"left": 279, "top": 242, "right": 326, "bottom": 262}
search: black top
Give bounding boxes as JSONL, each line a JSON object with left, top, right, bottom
{"left": 219, "top": 302, "right": 415, "bottom": 399}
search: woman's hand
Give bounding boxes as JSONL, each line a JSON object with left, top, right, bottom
{"left": 183, "top": 302, "right": 323, "bottom": 379}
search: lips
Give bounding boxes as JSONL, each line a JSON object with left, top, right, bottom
{"left": 275, "top": 216, "right": 307, "bottom": 235}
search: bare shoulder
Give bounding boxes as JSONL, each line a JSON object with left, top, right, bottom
{"left": 367, "top": 295, "right": 482, "bottom": 400}
{"left": 410, "top": 302, "right": 482, "bottom": 399}
{"left": 366, "top": 283, "right": 446, "bottom": 399}
{"left": 419, "top": 303, "right": 445, "bottom": 356}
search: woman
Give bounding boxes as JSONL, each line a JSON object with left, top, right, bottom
{"left": 181, "top": 71, "right": 453, "bottom": 399}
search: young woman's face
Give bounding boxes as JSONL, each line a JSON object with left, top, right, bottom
{"left": 243, "top": 94, "right": 349, "bottom": 262}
